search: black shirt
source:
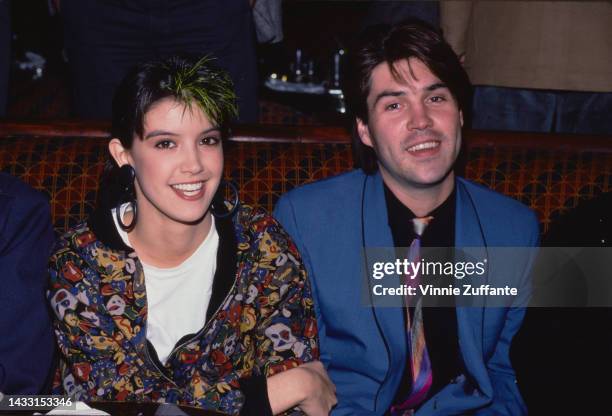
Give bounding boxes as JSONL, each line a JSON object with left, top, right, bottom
{"left": 384, "top": 184, "right": 463, "bottom": 405}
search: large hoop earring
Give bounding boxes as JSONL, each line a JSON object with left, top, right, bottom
{"left": 115, "top": 165, "right": 138, "bottom": 231}
{"left": 211, "top": 180, "right": 240, "bottom": 218}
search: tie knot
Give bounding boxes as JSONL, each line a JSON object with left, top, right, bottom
{"left": 412, "top": 216, "right": 434, "bottom": 237}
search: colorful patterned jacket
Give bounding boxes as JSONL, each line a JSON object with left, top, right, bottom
{"left": 48, "top": 203, "right": 318, "bottom": 415}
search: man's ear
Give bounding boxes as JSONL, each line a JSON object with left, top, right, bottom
{"left": 459, "top": 110, "right": 464, "bottom": 127}
{"left": 356, "top": 118, "right": 373, "bottom": 148}
{"left": 108, "top": 138, "right": 132, "bottom": 167}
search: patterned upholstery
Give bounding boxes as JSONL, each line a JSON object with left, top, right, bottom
{"left": 1, "top": 135, "right": 611, "bottom": 234}
{"left": 463, "top": 147, "right": 612, "bottom": 230}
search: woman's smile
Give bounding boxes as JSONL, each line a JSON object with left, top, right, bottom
{"left": 171, "top": 181, "right": 205, "bottom": 200}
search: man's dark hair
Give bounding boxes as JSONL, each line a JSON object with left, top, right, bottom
{"left": 345, "top": 19, "right": 471, "bottom": 173}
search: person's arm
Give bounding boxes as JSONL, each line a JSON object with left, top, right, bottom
{"left": 0, "top": 181, "right": 55, "bottom": 394}
{"left": 273, "top": 194, "right": 331, "bottom": 368}
{"left": 240, "top": 210, "right": 335, "bottom": 415}
{"left": 266, "top": 361, "right": 335, "bottom": 415}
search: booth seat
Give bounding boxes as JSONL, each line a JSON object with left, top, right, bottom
{"left": 1, "top": 121, "right": 611, "bottom": 234}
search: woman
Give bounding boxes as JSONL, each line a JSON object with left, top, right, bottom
{"left": 48, "top": 56, "right": 335, "bottom": 415}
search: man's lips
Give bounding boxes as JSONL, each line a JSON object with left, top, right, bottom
{"left": 406, "top": 140, "right": 440, "bottom": 153}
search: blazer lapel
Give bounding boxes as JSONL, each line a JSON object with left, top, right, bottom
{"left": 361, "top": 172, "right": 407, "bottom": 391}
{"left": 454, "top": 179, "right": 492, "bottom": 398}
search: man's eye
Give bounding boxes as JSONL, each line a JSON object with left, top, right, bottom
{"left": 429, "top": 95, "right": 447, "bottom": 103}
{"left": 385, "top": 103, "right": 400, "bottom": 111}
{"left": 200, "top": 136, "right": 220, "bottom": 146}
{"left": 155, "top": 140, "right": 175, "bottom": 149}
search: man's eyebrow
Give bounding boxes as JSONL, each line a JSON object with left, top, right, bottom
{"left": 144, "top": 126, "right": 220, "bottom": 140}
{"left": 371, "top": 83, "right": 449, "bottom": 107}
{"left": 426, "top": 82, "right": 448, "bottom": 92}
{"left": 372, "top": 90, "right": 405, "bottom": 107}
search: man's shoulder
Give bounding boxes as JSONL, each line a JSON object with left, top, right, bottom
{"left": 459, "top": 177, "right": 535, "bottom": 218}
{"left": 278, "top": 170, "right": 366, "bottom": 208}
{"left": 0, "top": 173, "right": 52, "bottom": 244}
{"left": 458, "top": 178, "right": 539, "bottom": 243}
{"left": 0, "top": 172, "right": 49, "bottom": 209}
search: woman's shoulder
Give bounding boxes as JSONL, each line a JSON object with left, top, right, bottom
{"left": 50, "top": 221, "right": 125, "bottom": 278}
{"left": 234, "top": 204, "right": 291, "bottom": 243}
{"left": 52, "top": 221, "right": 99, "bottom": 256}
{"left": 233, "top": 203, "right": 303, "bottom": 266}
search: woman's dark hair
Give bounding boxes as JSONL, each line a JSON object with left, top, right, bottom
{"left": 99, "top": 56, "right": 237, "bottom": 212}
{"left": 345, "top": 19, "right": 472, "bottom": 174}
{"left": 111, "top": 55, "right": 237, "bottom": 148}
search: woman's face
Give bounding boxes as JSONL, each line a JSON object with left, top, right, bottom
{"left": 126, "top": 97, "right": 223, "bottom": 227}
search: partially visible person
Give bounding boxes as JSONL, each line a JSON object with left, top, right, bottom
{"left": 362, "top": 1, "right": 439, "bottom": 29}
{"left": 0, "top": 172, "right": 55, "bottom": 394}
{"left": 48, "top": 56, "right": 335, "bottom": 415}
{"left": 512, "top": 192, "right": 612, "bottom": 414}
{"left": 252, "top": 0, "right": 283, "bottom": 45}
{"left": 441, "top": 1, "right": 612, "bottom": 135}
{"left": 0, "top": 0, "right": 9, "bottom": 118}
{"left": 58, "top": 0, "right": 258, "bottom": 122}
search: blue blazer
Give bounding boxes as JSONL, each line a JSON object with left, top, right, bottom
{"left": 274, "top": 170, "right": 539, "bottom": 415}
{"left": 0, "top": 173, "right": 55, "bottom": 394}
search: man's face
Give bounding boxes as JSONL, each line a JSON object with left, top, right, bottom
{"left": 357, "top": 58, "right": 463, "bottom": 194}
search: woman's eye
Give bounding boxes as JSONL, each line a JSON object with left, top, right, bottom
{"left": 154, "top": 140, "right": 175, "bottom": 149}
{"left": 200, "top": 136, "right": 220, "bottom": 146}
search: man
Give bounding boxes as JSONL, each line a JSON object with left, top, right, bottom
{"left": 0, "top": 173, "right": 55, "bottom": 394}
{"left": 274, "top": 21, "right": 539, "bottom": 415}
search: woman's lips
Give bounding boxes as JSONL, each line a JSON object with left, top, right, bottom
{"left": 171, "top": 181, "right": 205, "bottom": 200}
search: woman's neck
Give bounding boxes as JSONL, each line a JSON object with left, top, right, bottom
{"left": 125, "top": 210, "right": 213, "bottom": 268}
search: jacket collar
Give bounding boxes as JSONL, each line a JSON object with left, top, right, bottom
{"left": 87, "top": 202, "right": 238, "bottom": 353}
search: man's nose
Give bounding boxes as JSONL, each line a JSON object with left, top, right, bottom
{"left": 407, "top": 103, "right": 433, "bottom": 130}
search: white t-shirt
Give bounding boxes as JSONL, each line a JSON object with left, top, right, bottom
{"left": 112, "top": 205, "right": 219, "bottom": 364}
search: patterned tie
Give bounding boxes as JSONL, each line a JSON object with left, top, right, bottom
{"left": 390, "top": 216, "right": 434, "bottom": 416}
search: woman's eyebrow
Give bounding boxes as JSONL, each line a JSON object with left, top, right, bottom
{"left": 144, "top": 130, "right": 178, "bottom": 140}
{"left": 144, "top": 126, "right": 220, "bottom": 140}
{"left": 200, "top": 126, "right": 221, "bottom": 135}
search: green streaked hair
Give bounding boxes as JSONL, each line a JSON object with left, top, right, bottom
{"left": 111, "top": 55, "right": 238, "bottom": 147}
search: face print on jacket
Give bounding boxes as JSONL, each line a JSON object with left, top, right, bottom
{"left": 51, "top": 289, "right": 78, "bottom": 320}
{"left": 265, "top": 322, "right": 297, "bottom": 351}
{"left": 106, "top": 295, "right": 126, "bottom": 316}
{"left": 63, "top": 373, "right": 79, "bottom": 397}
